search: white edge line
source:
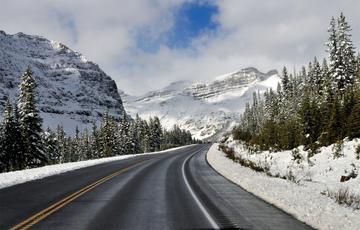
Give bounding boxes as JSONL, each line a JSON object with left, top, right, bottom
{"left": 181, "top": 146, "right": 220, "bottom": 229}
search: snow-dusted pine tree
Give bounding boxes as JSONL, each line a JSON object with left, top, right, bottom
{"left": 79, "top": 129, "right": 92, "bottom": 160}
{"left": 118, "top": 113, "right": 131, "bottom": 154}
{"left": 327, "top": 13, "right": 357, "bottom": 92}
{"left": 17, "top": 67, "right": 46, "bottom": 167}
{"left": 99, "top": 112, "right": 117, "bottom": 157}
{"left": 150, "top": 116, "right": 162, "bottom": 151}
{"left": 90, "top": 122, "right": 101, "bottom": 158}
{"left": 337, "top": 12, "right": 357, "bottom": 90}
{"left": 0, "top": 99, "right": 24, "bottom": 171}
{"left": 42, "top": 127, "right": 60, "bottom": 164}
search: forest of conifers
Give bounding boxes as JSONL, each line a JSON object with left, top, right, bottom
{"left": 233, "top": 13, "right": 360, "bottom": 154}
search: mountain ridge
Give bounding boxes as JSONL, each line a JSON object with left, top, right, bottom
{"left": 121, "top": 67, "right": 280, "bottom": 140}
{"left": 0, "top": 30, "right": 126, "bottom": 134}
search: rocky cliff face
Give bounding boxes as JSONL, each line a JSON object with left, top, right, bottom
{"left": 0, "top": 31, "right": 126, "bottom": 134}
{"left": 122, "top": 67, "right": 280, "bottom": 140}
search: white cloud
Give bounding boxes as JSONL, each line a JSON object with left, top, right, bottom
{"left": 1, "top": 0, "right": 360, "bottom": 95}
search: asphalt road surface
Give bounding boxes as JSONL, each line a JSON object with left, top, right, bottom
{"left": 0, "top": 144, "right": 312, "bottom": 229}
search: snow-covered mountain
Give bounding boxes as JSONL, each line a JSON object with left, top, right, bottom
{"left": 0, "top": 31, "right": 125, "bottom": 134}
{"left": 121, "top": 67, "right": 280, "bottom": 140}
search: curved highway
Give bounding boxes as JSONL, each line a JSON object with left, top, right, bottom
{"left": 0, "top": 144, "right": 312, "bottom": 229}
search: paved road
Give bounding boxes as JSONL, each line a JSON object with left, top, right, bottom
{"left": 0, "top": 144, "right": 312, "bottom": 229}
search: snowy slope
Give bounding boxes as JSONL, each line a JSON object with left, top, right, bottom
{"left": 208, "top": 139, "right": 360, "bottom": 229}
{"left": 122, "top": 68, "right": 280, "bottom": 140}
{"left": 0, "top": 30, "right": 126, "bottom": 134}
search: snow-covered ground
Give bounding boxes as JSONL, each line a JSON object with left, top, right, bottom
{"left": 0, "top": 145, "right": 191, "bottom": 189}
{"left": 207, "top": 141, "right": 360, "bottom": 230}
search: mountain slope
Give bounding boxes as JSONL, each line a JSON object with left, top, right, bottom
{"left": 0, "top": 31, "right": 125, "bottom": 134}
{"left": 122, "top": 68, "right": 280, "bottom": 140}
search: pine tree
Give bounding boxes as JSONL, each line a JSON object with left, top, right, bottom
{"left": 311, "top": 57, "right": 325, "bottom": 96}
{"left": 12, "top": 103, "right": 25, "bottom": 169}
{"left": 150, "top": 116, "right": 162, "bottom": 151}
{"left": 70, "top": 126, "right": 81, "bottom": 162}
{"left": 140, "top": 120, "right": 151, "bottom": 152}
{"left": 281, "top": 66, "right": 290, "bottom": 98}
{"left": 17, "top": 67, "right": 46, "bottom": 167}
{"left": 0, "top": 129, "right": 3, "bottom": 172}
{"left": 347, "top": 98, "right": 360, "bottom": 139}
{"left": 118, "top": 113, "right": 131, "bottom": 154}
{"left": 325, "top": 98, "right": 343, "bottom": 144}
{"left": 56, "top": 125, "right": 67, "bottom": 163}
{"left": 90, "top": 122, "right": 101, "bottom": 158}
{"left": 79, "top": 129, "right": 92, "bottom": 160}
{"left": 321, "top": 58, "right": 331, "bottom": 95}
{"left": 299, "top": 93, "right": 321, "bottom": 149}
{"left": 128, "top": 122, "right": 140, "bottom": 154}
{"left": 327, "top": 17, "right": 339, "bottom": 90}
{"left": 0, "top": 99, "right": 22, "bottom": 171}
{"left": 327, "top": 13, "right": 357, "bottom": 92}
{"left": 337, "top": 12, "right": 357, "bottom": 90}
{"left": 42, "top": 127, "right": 59, "bottom": 164}
{"left": 99, "top": 112, "right": 117, "bottom": 157}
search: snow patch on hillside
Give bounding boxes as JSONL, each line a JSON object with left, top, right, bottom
{"left": 259, "top": 74, "right": 281, "bottom": 89}
{"left": 207, "top": 141, "right": 360, "bottom": 229}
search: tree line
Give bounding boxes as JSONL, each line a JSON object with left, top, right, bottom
{"left": 0, "top": 68, "right": 198, "bottom": 173}
{"left": 233, "top": 13, "right": 360, "bottom": 154}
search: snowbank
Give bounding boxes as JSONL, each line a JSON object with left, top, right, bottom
{"left": 207, "top": 143, "right": 360, "bottom": 230}
{"left": 0, "top": 145, "right": 191, "bottom": 189}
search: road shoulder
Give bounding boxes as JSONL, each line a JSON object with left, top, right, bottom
{"left": 207, "top": 143, "right": 360, "bottom": 230}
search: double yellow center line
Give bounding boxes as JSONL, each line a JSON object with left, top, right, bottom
{"left": 10, "top": 159, "right": 150, "bottom": 230}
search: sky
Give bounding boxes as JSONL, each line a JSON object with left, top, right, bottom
{"left": 1, "top": 0, "right": 360, "bottom": 95}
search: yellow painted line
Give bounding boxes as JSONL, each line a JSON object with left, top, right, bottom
{"left": 10, "top": 159, "right": 150, "bottom": 230}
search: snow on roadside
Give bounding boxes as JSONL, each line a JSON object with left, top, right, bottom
{"left": 207, "top": 143, "right": 360, "bottom": 230}
{"left": 0, "top": 145, "right": 191, "bottom": 189}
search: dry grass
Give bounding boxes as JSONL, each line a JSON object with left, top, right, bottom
{"left": 322, "top": 188, "right": 360, "bottom": 210}
{"left": 218, "top": 144, "right": 268, "bottom": 173}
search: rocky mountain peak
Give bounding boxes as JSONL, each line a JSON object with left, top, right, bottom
{"left": 122, "top": 67, "right": 280, "bottom": 140}
{"left": 0, "top": 30, "right": 126, "bottom": 134}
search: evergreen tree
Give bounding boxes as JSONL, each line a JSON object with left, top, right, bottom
{"left": 56, "top": 125, "right": 67, "bottom": 163}
{"left": 128, "top": 123, "right": 140, "bottom": 154}
{"left": 321, "top": 58, "right": 331, "bottom": 95}
{"left": 140, "top": 119, "right": 151, "bottom": 152}
{"left": 149, "top": 116, "right": 162, "bottom": 151}
{"left": 347, "top": 101, "right": 360, "bottom": 139}
{"left": 327, "top": 13, "right": 357, "bottom": 92}
{"left": 79, "top": 129, "right": 92, "bottom": 160}
{"left": 17, "top": 67, "right": 46, "bottom": 167}
{"left": 281, "top": 66, "right": 290, "bottom": 99}
{"left": 42, "top": 127, "right": 59, "bottom": 164}
{"left": 327, "top": 17, "right": 339, "bottom": 90}
{"left": 118, "top": 113, "right": 131, "bottom": 154}
{"left": 99, "top": 112, "right": 117, "bottom": 157}
{"left": 337, "top": 12, "right": 357, "bottom": 90}
{"left": 90, "top": 122, "right": 101, "bottom": 158}
{"left": 12, "top": 104, "right": 25, "bottom": 169}
{"left": 70, "top": 126, "right": 81, "bottom": 162}
{"left": 0, "top": 99, "right": 23, "bottom": 171}
{"left": 325, "top": 98, "right": 343, "bottom": 144}
{"left": 312, "top": 57, "right": 325, "bottom": 96}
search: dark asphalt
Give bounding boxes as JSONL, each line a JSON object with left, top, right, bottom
{"left": 0, "top": 144, "right": 312, "bottom": 230}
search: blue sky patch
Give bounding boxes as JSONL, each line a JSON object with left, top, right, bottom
{"left": 166, "top": 1, "right": 219, "bottom": 48}
{"left": 137, "top": 1, "right": 219, "bottom": 52}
